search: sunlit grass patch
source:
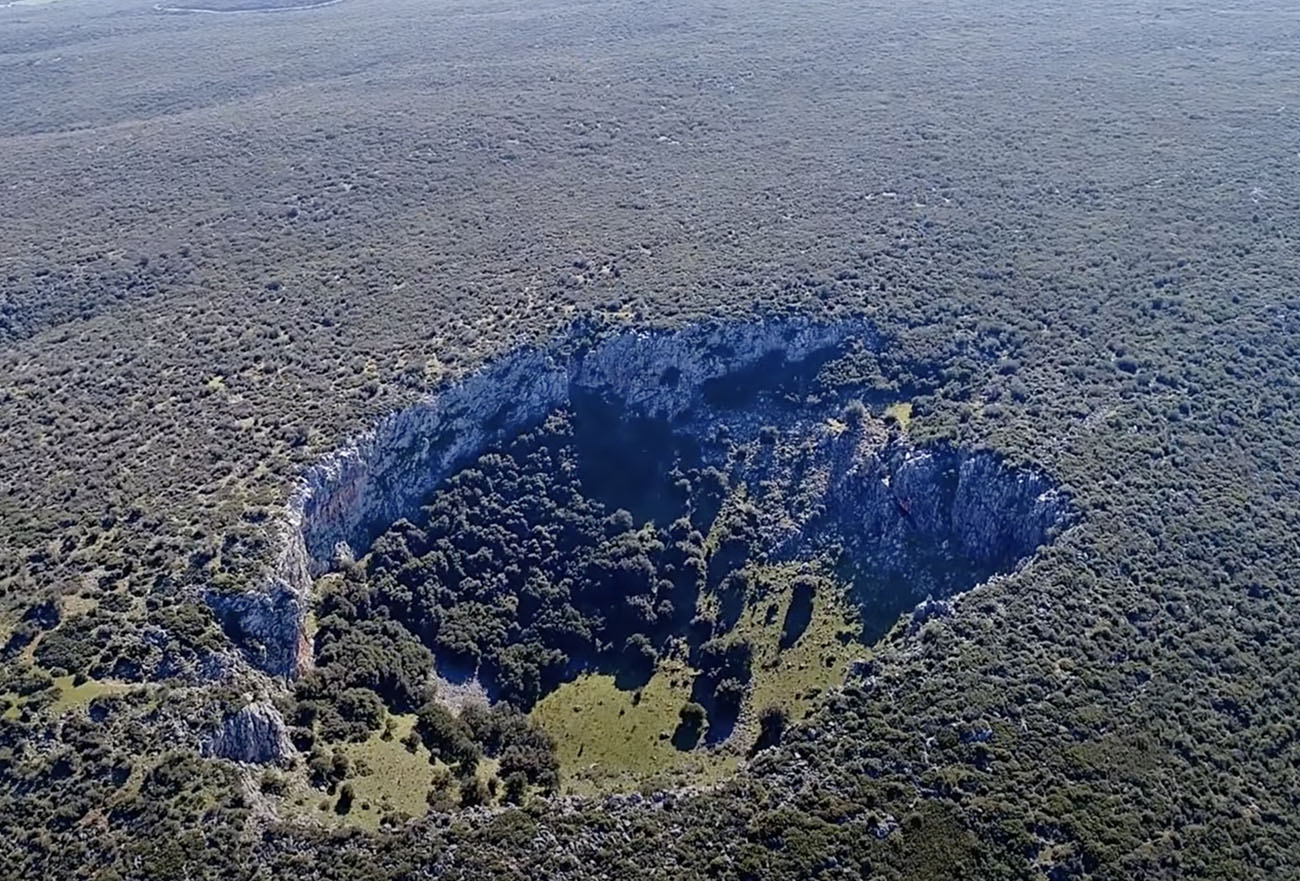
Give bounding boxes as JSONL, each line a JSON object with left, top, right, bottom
{"left": 531, "top": 658, "right": 737, "bottom": 796}
{"left": 49, "top": 674, "right": 134, "bottom": 715}
{"left": 531, "top": 564, "right": 864, "bottom": 795}
{"left": 883, "top": 400, "right": 913, "bottom": 430}
{"left": 726, "top": 565, "right": 863, "bottom": 744}
{"left": 336, "top": 713, "right": 433, "bottom": 828}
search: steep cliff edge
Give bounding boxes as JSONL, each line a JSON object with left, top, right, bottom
{"left": 210, "top": 316, "right": 875, "bottom": 676}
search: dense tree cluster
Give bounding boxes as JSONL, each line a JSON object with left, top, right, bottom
{"left": 416, "top": 701, "right": 560, "bottom": 797}
{"left": 313, "top": 407, "right": 770, "bottom": 732}
{"left": 292, "top": 615, "right": 434, "bottom": 743}
{"left": 680, "top": 634, "right": 752, "bottom": 744}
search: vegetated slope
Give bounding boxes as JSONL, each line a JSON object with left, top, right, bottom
{"left": 0, "top": 0, "right": 1298, "bottom": 878}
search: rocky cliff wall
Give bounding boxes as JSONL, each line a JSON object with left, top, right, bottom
{"left": 210, "top": 314, "right": 1075, "bottom": 677}
{"left": 827, "top": 440, "right": 1067, "bottom": 575}
{"left": 691, "top": 396, "right": 1073, "bottom": 636}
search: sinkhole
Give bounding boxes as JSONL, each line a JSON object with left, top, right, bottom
{"left": 219, "top": 315, "right": 1073, "bottom": 758}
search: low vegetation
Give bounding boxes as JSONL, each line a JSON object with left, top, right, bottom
{"left": 532, "top": 563, "right": 859, "bottom": 794}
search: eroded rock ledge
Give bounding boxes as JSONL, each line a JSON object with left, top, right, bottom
{"left": 210, "top": 315, "right": 1072, "bottom": 678}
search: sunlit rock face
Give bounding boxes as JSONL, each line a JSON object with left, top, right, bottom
{"left": 210, "top": 315, "right": 1073, "bottom": 676}
{"left": 201, "top": 700, "right": 295, "bottom": 765}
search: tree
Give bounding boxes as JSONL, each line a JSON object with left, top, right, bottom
{"left": 459, "top": 776, "right": 490, "bottom": 808}
{"left": 673, "top": 701, "right": 707, "bottom": 750}
{"left": 620, "top": 633, "right": 658, "bottom": 686}
{"left": 714, "top": 677, "right": 747, "bottom": 715}
{"left": 842, "top": 398, "right": 868, "bottom": 428}
{"left": 414, "top": 701, "right": 479, "bottom": 773}
{"left": 697, "top": 636, "right": 753, "bottom": 686}
{"left": 753, "top": 704, "right": 788, "bottom": 754}
{"left": 336, "top": 688, "right": 384, "bottom": 730}
{"left": 502, "top": 771, "right": 528, "bottom": 805}
{"left": 426, "top": 767, "right": 456, "bottom": 812}
{"left": 779, "top": 578, "right": 817, "bottom": 650}
{"left": 679, "top": 701, "right": 707, "bottom": 730}
{"left": 334, "top": 783, "right": 355, "bottom": 815}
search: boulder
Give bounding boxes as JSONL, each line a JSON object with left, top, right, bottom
{"left": 908, "top": 596, "right": 952, "bottom": 633}
{"left": 203, "top": 700, "right": 295, "bottom": 765}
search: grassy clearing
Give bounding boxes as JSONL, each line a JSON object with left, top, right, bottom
{"left": 884, "top": 401, "right": 913, "bottom": 430}
{"left": 284, "top": 713, "right": 512, "bottom": 830}
{"left": 333, "top": 713, "right": 433, "bottom": 829}
{"left": 49, "top": 675, "right": 133, "bottom": 714}
{"left": 61, "top": 592, "right": 101, "bottom": 617}
{"left": 532, "top": 563, "right": 864, "bottom": 795}
{"left": 531, "top": 656, "right": 738, "bottom": 796}
{"left": 729, "top": 565, "right": 864, "bottom": 742}
{"left": 1, "top": 674, "right": 135, "bottom": 720}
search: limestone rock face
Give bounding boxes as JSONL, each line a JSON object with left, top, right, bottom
{"left": 948, "top": 452, "right": 1066, "bottom": 561}
{"left": 206, "top": 581, "right": 312, "bottom": 679}
{"left": 205, "top": 517, "right": 313, "bottom": 677}
{"left": 202, "top": 700, "right": 294, "bottom": 765}
{"left": 720, "top": 417, "right": 1073, "bottom": 608}
{"left": 826, "top": 441, "right": 1069, "bottom": 592}
{"left": 295, "top": 315, "right": 875, "bottom": 570}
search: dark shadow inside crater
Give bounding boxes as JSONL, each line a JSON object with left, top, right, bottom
{"left": 567, "top": 388, "right": 703, "bottom": 528}
{"left": 779, "top": 579, "right": 816, "bottom": 650}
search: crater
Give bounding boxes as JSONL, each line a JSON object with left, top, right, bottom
{"left": 212, "top": 315, "right": 1072, "bottom": 785}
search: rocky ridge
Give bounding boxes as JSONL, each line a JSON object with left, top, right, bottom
{"left": 200, "top": 699, "right": 295, "bottom": 765}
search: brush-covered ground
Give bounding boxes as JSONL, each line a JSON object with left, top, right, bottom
{"left": 2, "top": 0, "right": 1299, "bottom": 879}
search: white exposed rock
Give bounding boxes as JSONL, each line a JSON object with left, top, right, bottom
{"left": 908, "top": 596, "right": 952, "bottom": 633}
{"left": 871, "top": 813, "right": 899, "bottom": 839}
{"left": 202, "top": 700, "right": 295, "bottom": 765}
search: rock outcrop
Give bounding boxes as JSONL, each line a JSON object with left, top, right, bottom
{"left": 206, "top": 514, "right": 313, "bottom": 677}
{"left": 705, "top": 408, "right": 1072, "bottom": 619}
{"left": 823, "top": 439, "right": 1069, "bottom": 598}
{"left": 202, "top": 700, "right": 295, "bottom": 765}
{"left": 206, "top": 580, "right": 313, "bottom": 680}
